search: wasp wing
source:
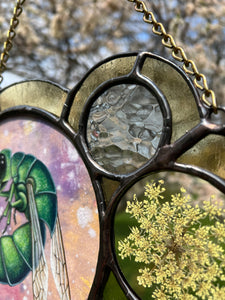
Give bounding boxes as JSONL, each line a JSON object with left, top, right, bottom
{"left": 51, "top": 215, "right": 71, "bottom": 300}
{"left": 26, "top": 181, "right": 48, "bottom": 300}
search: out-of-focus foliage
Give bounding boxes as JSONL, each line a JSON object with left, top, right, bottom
{"left": 0, "top": 0, "right": 224, "bottom": 103}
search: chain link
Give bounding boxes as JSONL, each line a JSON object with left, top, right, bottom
{"left": 127, "top": 0, "right": 217, "bottom": 113}
{"left": 0, "top": 0, "right": 26, "bottom": 86}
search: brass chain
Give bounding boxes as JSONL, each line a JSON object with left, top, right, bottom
{"left": 127, "top": 0, "right": 217, "bottom": 113}
{"left": 0, "top": 0, "right": 26, "bottom": 86}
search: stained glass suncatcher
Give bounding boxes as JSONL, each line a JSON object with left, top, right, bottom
{"left": 0, "top": 52, "right": 225, "bottom": 299}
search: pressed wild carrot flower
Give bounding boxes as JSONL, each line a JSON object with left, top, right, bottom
{"left": 118, "top": 180, "right": 225, "bottom": 299}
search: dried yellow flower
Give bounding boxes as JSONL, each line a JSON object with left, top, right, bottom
{"left": 118, "top": 180, "right": 225, "bottom": 299}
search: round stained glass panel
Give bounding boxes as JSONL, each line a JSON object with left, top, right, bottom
{"left": 0, "top": 118, "right": 99, "bottom": 300}
{"left": 86, "top": 84, "right": 164, "bottom": 174}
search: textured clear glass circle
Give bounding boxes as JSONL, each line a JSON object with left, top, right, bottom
{"left": 86, "top": 84, "right": 163, "bottom": 174}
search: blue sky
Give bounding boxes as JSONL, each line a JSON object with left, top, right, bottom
{"left": 1, "top": 72, "right": 23, "bottom": 89}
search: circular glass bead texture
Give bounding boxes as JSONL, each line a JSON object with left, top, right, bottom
{"left": 86, "top": 83, "right": 164, "bottom": 174}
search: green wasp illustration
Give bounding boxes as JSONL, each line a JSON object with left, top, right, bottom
{"left": 0, "top": 149, "right": 71, "bottom": 300}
